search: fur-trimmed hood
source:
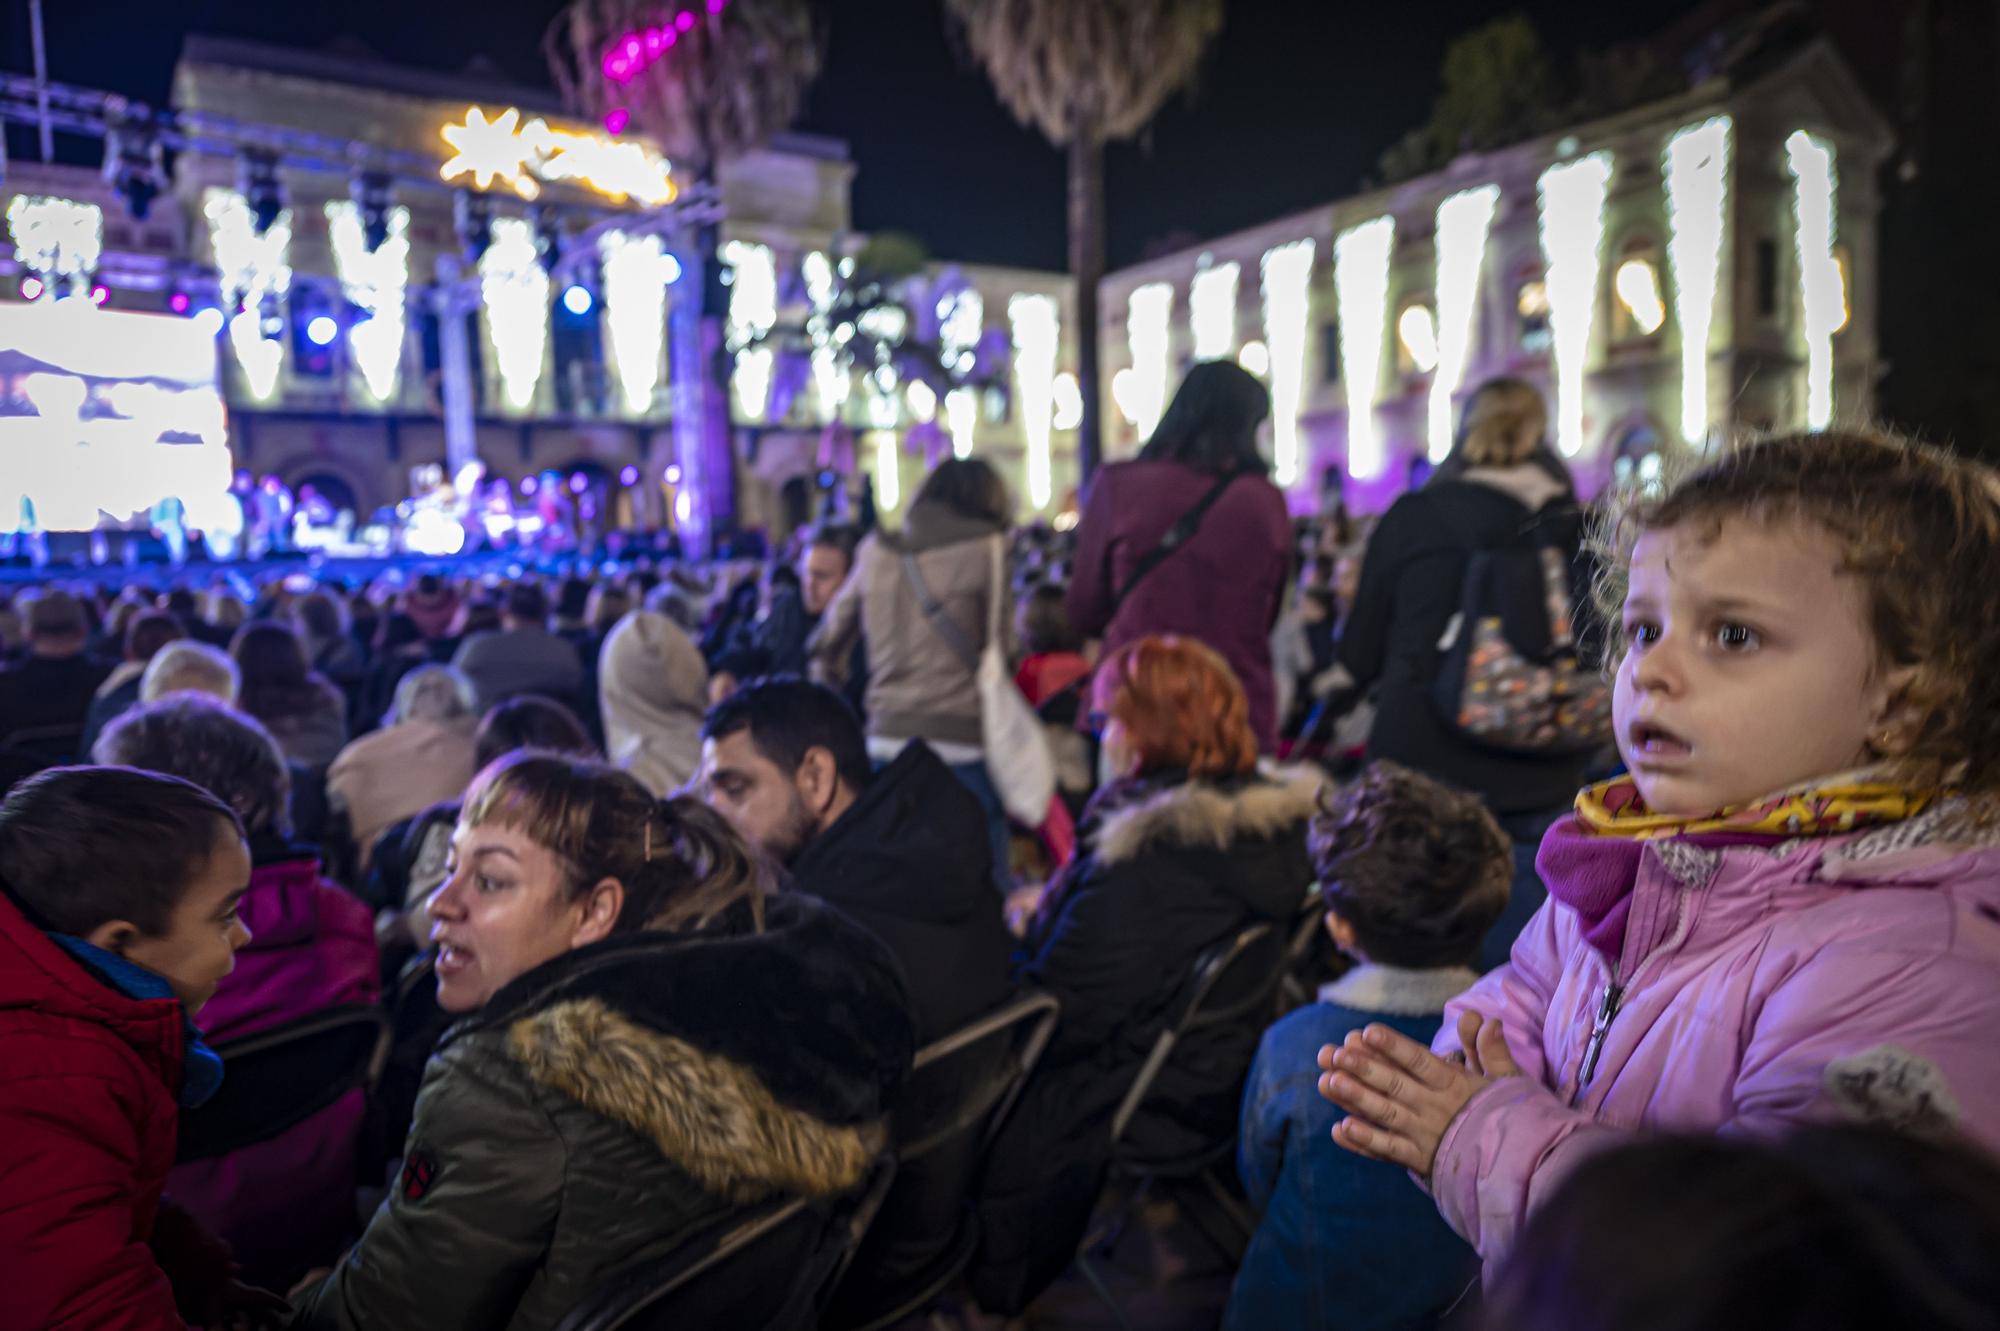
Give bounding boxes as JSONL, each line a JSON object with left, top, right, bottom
{"left": 450, "top": 892, "right": 913, "bottom": 1202}
{"left": 1084, "top": 771, "right": 1320, "bottom": 917}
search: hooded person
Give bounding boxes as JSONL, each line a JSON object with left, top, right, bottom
{"left": 600, "top": 610, "right": 710, "bottom": 797}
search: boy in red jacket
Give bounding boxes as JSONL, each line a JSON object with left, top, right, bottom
{"left": 0, "top": 766, "right": 285, "bottom": 1330}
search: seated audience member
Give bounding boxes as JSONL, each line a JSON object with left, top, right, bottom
{"left": 294, "top": 592, "right": 367, "bottom": 688}
{"left": 450, "top": 581, "right": 584, "bottom": 711}
{"left": 0, "top": 590, "right": 113, "bottom": 756}
{"left": 399, "top": 573, "right": 460, "bottom": 650}
{"left": 327, "top": 666, "right": 480, "bottom": 870}
{"left": 95, "top": 698, "right": 379, "bottom": 1288}
{"left": 358, "top": 611, "right": 433, "bottom": 731}
{"left": 971, "top": 635, "right": 1317, "bottom": 1313}
{"left": 1483, "top": 1126, "right": 2000, "bottom": 1331}
{"left": 600, "top": 609, "right": 709, "bottom": 796}
{"left": 1225, "top": 762, "right": 1503, "bottom": 1331}
{"left": 232, "top": 622, "right": 349, "bottom": 769}
{"left": 1013, "top": 582, "right": 1090, "bottom": 712}
{"left": 0, "top": 767, "right": 284, "bottom": 1328}
{"left": 700, "top": 678, "right": 1015, "bottom": 1043}
{"left": 291, "top": 754, "right": 913, "bottom": 1330}
{"left": 141, "top": 638, "right": 241, "bottom": 705}
{"left": 757, "top": 525, "right": 858, "bottom": 677}
{"left": 79, "top": 608, "right": 185, "bottom": 757}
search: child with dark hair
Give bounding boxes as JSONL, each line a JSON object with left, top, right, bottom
{"left": 0, "top": 766, "right": 285, "bottom": 1328}
{"left": 1484, "top": 1125, "right": 2000, "bottom": 1331}
{"left": 1226, "top": 761, "right": 1509, "bottom": 1331}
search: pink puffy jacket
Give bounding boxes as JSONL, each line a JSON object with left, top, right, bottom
{"left": 1430, "top": 804, "right": 2000, "bottom": 1269}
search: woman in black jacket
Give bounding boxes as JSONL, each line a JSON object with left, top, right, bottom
{"left": 291, "top": 753, "right": 913, "bottom": 1331}
{"left": 1336, "top": 377, "right": 1594, "bottom": 966}
{"left": 970, "top": 635, "right": 1315, "bottom": 1314}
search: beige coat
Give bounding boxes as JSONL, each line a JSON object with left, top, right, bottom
{"left": 810, "top": 503, "right": 1011, "bottom": 749}
{"left": 326, "top": 717, "right": 479, "bottom": 867}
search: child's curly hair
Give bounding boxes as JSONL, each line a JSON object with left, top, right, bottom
{"left": 1311, "top": 762, "right": 1512, "bottom": 969}
{"left": 1590, "top": 429, "right": 2000, "bottom": 795}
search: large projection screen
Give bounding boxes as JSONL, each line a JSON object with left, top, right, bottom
{"left": 0, "top": 302, "right": 235, "bottom": 535}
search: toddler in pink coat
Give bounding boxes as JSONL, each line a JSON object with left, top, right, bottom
{"left": 1318, "top": 430, "right": 2000, "bottom": 1270}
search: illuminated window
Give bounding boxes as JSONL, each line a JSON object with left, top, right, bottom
{"left": 1611, "top": 239, "right": 1667, "bottom": 340}
{"left": 1833, "top": 244, "right": 1853, "bottom": 334}
{"left": 1516, "top": 276, "right": 1552, "bottom": 354}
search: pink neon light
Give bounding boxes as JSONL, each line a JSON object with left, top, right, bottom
{"left": 707, "top": 0, "right": 724, "bottom": 12}
{"left": 604, "top": 108, "right": 630, "bottom": 135}
{"left": 675, "top": 10, "right": 695, "bottom": 31}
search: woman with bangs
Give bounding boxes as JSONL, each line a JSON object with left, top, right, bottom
{"left": 290, "top": 751, "right": 913, "bottom": 1331}
{"left": 969, "top": 635, "right": 1317, "bottom": 1313}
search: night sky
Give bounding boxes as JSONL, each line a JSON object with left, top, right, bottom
{"left": 9, "top": 0, "right": 1703, "bottom": 270}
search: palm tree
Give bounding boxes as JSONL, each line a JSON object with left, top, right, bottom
{"left": 946, "top": 0, "right": 1225, "bottom": 481}
{"left": 547, "top": 0, "right": 822, "bottom": 549}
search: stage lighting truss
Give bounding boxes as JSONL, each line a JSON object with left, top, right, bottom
{"left": 238, "top": 150, "right": 286, "bottom": 237}
{"left": 102, "top": 99, "right": 167, "bottom": 221}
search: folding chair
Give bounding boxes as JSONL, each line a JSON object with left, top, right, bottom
{"left": 175, "top": 1003, "right": 391, "bottom": 1163}
{"left": 826, "top": 990, "right": 1061, "bottom": 1331}
{"left": 1075, "top": 923, "right": 1284, "bottom": 1328}
{"left": 554, "top": 1151, "right": 897, "bottom": 1331}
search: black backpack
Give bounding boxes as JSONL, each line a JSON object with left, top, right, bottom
{"left": 1429, "top": 500, "right": 1611, "bottom": 755}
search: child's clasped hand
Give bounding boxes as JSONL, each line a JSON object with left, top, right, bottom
{"left": 1317, "top": 1009, "right": 1521, "bottom": 1178}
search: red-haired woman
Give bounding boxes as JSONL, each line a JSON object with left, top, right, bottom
{"left": 970, "top": 635, "right": 1317, "bottom": 1313}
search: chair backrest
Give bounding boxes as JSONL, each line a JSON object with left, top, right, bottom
{"left": 175, "top": 1003, "right": 390, "bottom": 1163}
{"left": 895, "top": 990, "right": 1062, "bottom": 1162}
{"left": 1108, "top": 922, "right": 1281, "bottom": 1146}
{"left": 554, "top": 1152, "right": 897, "bottom": 1331}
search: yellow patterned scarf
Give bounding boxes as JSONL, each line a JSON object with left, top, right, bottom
{"left": 1574, "top": 775, "right": 1934, "bottom": 842}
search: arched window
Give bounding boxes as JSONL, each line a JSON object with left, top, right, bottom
{"left": 1610, "top": 237, "right": 1667, "bottom": 341}
{"left": 1514, "top": 267, "right": 1552, "bottom": 355}
{"left": 1395, "top": 297, "right": 1439, "bottom": 376}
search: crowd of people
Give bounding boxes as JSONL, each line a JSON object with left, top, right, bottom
{"left": 2, "top": 363, "right": 1999, "bottom": 1331}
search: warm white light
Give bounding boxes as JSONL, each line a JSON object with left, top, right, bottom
{"left": 1398, "top": 305, "right": 1439, "bottom": 373}
{"left": 1665, "top": 117, "right": 1730, "bottom": 444}
{"left": 305, "top": 315, "right": 339, "bottom": 347}
{"left": 945, "top": 386, "right": 977, "bottom": 459}
{"left": 938, "top": 287, "right": 984, "bottom": 371}
{"left": 1786, "top": 129, "right": 1842, "bottom": 431}
{"left": 1125, "top": 282, "right": 1174, "bottom": 442}
{"left": 1537, "top": 152, "right": 1614, "bottom": 457}
{"left": 872, "top": 430, "right": 900, "bottom": 511}
{"left": 905, "top": 378, "right": 938, "bottom": 422}
{"left": 1052, "top": 371, "right": 1083, "bottom": 431}
{"left": 439, "top": 106, "right": 678, "bottom": 206}
{"left": 1111, "top": 367, "right": 1140, "bottom": 423}
{"left": 562, "top": 285, "right": 594, "bottom": 316}
{"left": 1333, "top": 220, "right": 1392, "bottom": 479}
{"left": 1009, "top": 293, "right": 1059, "bottom": 509}
{"left": 1265, "top": 237, "right": 1321, "bottom": 487}
{"left": 599, "top": 230, "right": 673, "bottom": 414}
{"left": 723, "top": 239, "right": 776, "bottom": 421}
{"left": 1189, "top": 258, "right": 1240, "bottom": 361}
{"left": 804, "top": 251, "right": 848, "bottom": 422}
{"left": 1615, "top": 258, "right": 1666, "bottom": 336}
{"left": 478, "top": 216, "right": 550, "bottom": 412}
{"left": 326, "top": 200, "right": 411, "bottom": 403}
{"left": 6, "top": 195, "right": 102, "bottom": 285}
{"left": 1429, "top": 184, "right": 1500, "bottom": 460}
{"left": 205, "top": 189, "right": 292, "bottom": 403}
{"left": 1237, "top": 340, "right": 1270, "bottom": 377}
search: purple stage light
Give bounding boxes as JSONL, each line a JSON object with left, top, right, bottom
{"left": 605, "top": 108, "right": 630, "bottom": 135}
{"left": 20, "top": 276, "right": 44, "bottom": 300}
{"left": 169, "top": 291, "right": 191, "bottom": 313}
{"left": 619, "top": 465, "right": 639, "bottom": 487}
{"left": 91, "top": 284, "right": 110, "bottom": 306}
{"left": 569, "top": 473, "right": 589, "bottom": 495}
{"left": 676, "top": 10, "right": 695, "bottom": 32}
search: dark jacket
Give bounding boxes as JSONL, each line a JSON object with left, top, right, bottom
{"left": 1225, "top": 966, "right": 1481, "bottom": 1331}
{"left": 0, "top": 887, "right": 200, "bottom": 1329}
{"left": 1338, "top": 475, "right": 1591, "bottom": 815}
{"left": 970, "top": 771, "right": 1317, "bottom": 1312}
{"left": 0, "top": 651, "right": 114, "bottom": 753}
{"left": 291, "top": 892, "right": 913, "bottom": 1331}
{"left": 450, "top": 627, "right": 585, "bottom": 713}
{"left": 1067, "top": 461, "right": 1293, "bottom": 751}
{"left": 790, "top": 740, "right": 1016, "bottom": 1045}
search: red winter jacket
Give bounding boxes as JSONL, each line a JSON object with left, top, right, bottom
{"left": 0, "top": 887, "right": 192, "bottom": 1330}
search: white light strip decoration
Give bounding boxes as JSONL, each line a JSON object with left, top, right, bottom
{"left": 803, "top": 251, "right": 848, "bottom": 422}
{"left": 325, "top": 201, "right": 412, "bottom": 404}
{"left": 1785, "top": 129, "right": 1841, "bottom": 431}
{"left": 723, "top": 239, "right": 777, "bottom": 421}
{"left": 477, "top": 217, "right": 550, "bottom": 412}
{"left": 204, "top": 188, "right": 293, "bottom": 403}
{"left": 1537, "top": 152, "right": 1614, "bottom": 457}
{"left": 945, "top": 387, "right": 978, "bottom": 460}
{"left": 1125, "top": 281, "right": 1174, "bottom": 443}
{"left": 1189, "top": 259, "right": 1240, "bottom": 361}
{"left": 6, "top": 195, "right": 103, "bottom": 286}
{"left": 1331, "top": 221, "right": 1391, "bottom": 479}
{"left": 1009, "top": 293, "right": 1060, "bottom": 509}
{"left": 1429, "top": 185, "right": 1500, "bottom": 461}
{"left": 599, "top": 230, "right": 672, "bottom": 415}
{"left": 938, "top": 287, "right": 984, "bottom": 375}
{"left": 1664, "top": 117, "right": 1732, "bottom": 446}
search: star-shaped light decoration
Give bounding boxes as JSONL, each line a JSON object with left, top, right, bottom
{"left": 439, "top": 106, "right": 540, "bottom": 199}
